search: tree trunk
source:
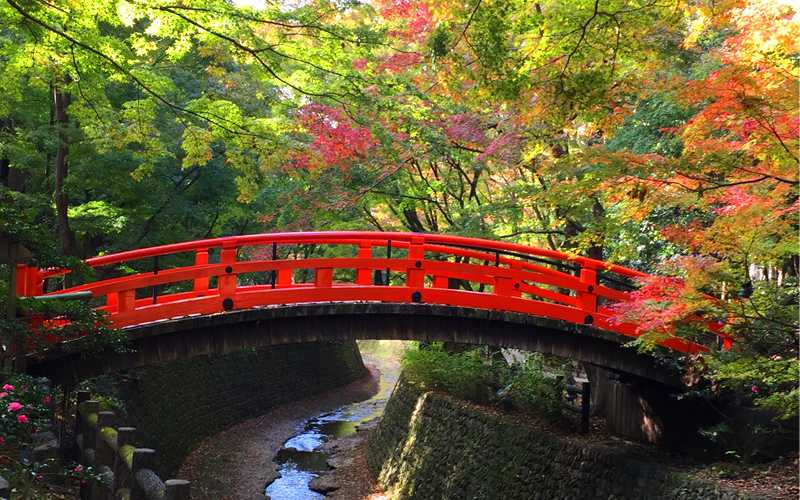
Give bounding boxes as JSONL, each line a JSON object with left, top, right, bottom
{"left": 54, "top": 86, "right": 78, "bottom": 258}
{"left": 586, "top": 199, "right": 605, "bottom": 261}
{"left": 0, "top": 119, "right": 28, "bottom": 192}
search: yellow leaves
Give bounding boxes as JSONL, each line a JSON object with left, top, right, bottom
{"left": 116, "top": 0, "right": 138, "bottom": 27}
{"left": 206, "top": 65, "right": 227, "bottom": 77}
{"left": 725, "top": 0, "right": 800, "bottom": 68}
{"left": 682, "top": 0, "right": 742, "bottom": 48}
{"left": 181, "top": 126, "right": 214, "bottom": 170}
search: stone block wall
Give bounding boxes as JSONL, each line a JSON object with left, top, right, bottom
{"left": 103, "top": 340, "right": 365, "bottom": 477}
{"left": 366, "top": 378, "right": 763, "bottom": 500}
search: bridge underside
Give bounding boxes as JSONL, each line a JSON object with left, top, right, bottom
{"left": 26, "top": 303, "right": 682, "bottom": 386}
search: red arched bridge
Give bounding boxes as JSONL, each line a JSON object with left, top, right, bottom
{"left": 17, "top": 232, "right": 731, "bottom": 385}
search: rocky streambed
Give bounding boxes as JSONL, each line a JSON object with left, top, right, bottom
{"left": 177, "top": 356, "right": 398, "bottom": 500}
{"left": 266, "top": 358, "right": 398, "bottom": 499}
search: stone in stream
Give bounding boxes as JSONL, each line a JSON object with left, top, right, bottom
{"left": 327, "top": 455, "right": 355, "bottom": 470}
{"left": 309, "top": 474, "right": 340, "bottom": 494}
{"left": 262, "top": 469, "right": 281, "bottom": 488}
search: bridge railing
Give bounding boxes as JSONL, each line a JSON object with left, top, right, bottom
{"left": 16, "top": 232, "right": 730, "bottom": 354}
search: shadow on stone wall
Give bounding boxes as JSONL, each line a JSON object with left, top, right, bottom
{"left": 366, "top": 377, "right": 768, "bottom": 500}
{"left": 86, "top": 340, "right": 365, "bottom": 477}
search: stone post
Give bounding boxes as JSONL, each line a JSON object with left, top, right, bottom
{"left": 75, "top": 390, "right": 90, "bottom": 446}
{"left": 130, "top": 449, "right": 156, "bottom": 500}
{"left": 94, "top": 411, "right": 116, "bottom": 500}
{"left": 114, "top": 427, "right": 136, "bottom": 492}
{"left": 83, "top": 400, "right": 100, "bottom": 457}
{"left": 164, "top": 479, "right": 190, "bottom": 500}
{"left": 95, "top": 411, "right": 116, "bottom": 467}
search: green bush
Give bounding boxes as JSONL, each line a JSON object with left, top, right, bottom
{"left": 402, "top": 343, "right": 566, "bottom": 418}
{"left": 402, "top": 343, "right": 493, "bottom": 402}
{"left": 502, "top": 354, "right": 566, "bottom": 417}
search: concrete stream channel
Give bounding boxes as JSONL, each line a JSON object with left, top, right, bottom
{"left": 176, "top": 353, "right": 399, "bottom": 500}
{"left": 259, "top": 356, "right": 399, "bottom": 499}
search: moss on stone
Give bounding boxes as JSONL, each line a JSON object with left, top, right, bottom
{"left": 367, "top": 378, "right": 764, "bottom": 500}
{"left": 119, "top": 444, "right": 135, "bottom": 469}
{"left": 100, "top": 427, "right": 118, "bottom": 450}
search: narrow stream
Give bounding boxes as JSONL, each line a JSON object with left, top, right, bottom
{"left": 266, "top": 360, "right": 399, "bottom": 499}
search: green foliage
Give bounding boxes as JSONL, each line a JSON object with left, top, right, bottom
{"left": 697, "top": 423, "right": 731, "bottom": 444}
{"left": 402, "top": 343, "right": 494, "bottom": 403}
{"left": 0, "top": 189, "right": 81, "bottom": 270}
{"left": 502, "top": 354, "right": 567, "bottom": 417}
{"left": 710, "top": 356, "right": 799, "bottom": 421}
{"left": 402, "top": 344, "right": 566, "bottom": 419}
{"left": 606, "top": 94, "right": 696, "bottom": 158}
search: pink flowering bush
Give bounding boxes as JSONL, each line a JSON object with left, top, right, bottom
{"left": 0, "top": 375, "right": 100, "bottom": 499}
{"left": 0, "top": 374, "right": 52, "bottom": 447}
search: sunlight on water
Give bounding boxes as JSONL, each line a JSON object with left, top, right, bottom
{"left": 266, "top": 465, "right": 325, "bottom": 500}
{"left": 265, "top": 359, "right": 400, "bottom": 499}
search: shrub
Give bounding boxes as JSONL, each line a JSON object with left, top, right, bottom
{"left": 502, "top": 354, "right": 566, "bottom": 417}
{"left": 402, "top": 343, "right": 494, "bottom": 402}
{"left": 402, "top": 344, "right": 566, "bottom": 417}
{"left": 0, "top": 374, "right": 52, "bottom": 446}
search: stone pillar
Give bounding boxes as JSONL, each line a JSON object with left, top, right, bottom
{"left": 114, "top": 427, "right": 136, "bottom": 492}
{"left": 582, "top": 363, "right": 615, "bottom": 417}
{"left": 164, "top": 479, "right": 190, "bottom": 500}
{"left": 130, "top": 449, "right": 156, "bottom": 500}
{"left": 82, "top": 400, "right": 100, "bottom": 456}
{"left": 75, "top": 390, "right": 91, "bottom": 448}
{"left": 95, "top": 411, "right": 116, "bottom": 467}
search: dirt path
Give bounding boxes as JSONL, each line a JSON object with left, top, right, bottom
{"left": 177, "top": 364, "right": 384, "bottom": 500}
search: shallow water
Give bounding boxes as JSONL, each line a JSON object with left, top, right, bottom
{"left": 266, "top": 360, "right": 398, "bottom": 499}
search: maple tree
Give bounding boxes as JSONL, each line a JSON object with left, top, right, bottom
{"left": 284, "top": 0, "right": 799, "bottom": 422}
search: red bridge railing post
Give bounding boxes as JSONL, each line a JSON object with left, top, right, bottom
{"left": 16, "top": 265, "right": 38, "bottom": 297}
{"left": 494, "top": 261, "right": 523, "bottom": 298}
{"left": 406, "top": 237, "right": 425, "bottom": 289}
{"left": 578, "top": 264, "right": 598, "bottom": 315}
{"left": 194, "top": 249, "right": 209, "bottom": 293}
{"left": 118, "top": 290, "right": 136, "bottom": 316}
{"left": 107, "top": 293, "right": 118, "bottom": 312}
{"left": 494, "top": 276, "right": 512, "bottom": 297}
{"left": 218, "top": 240, "right": 237, "bottom": 299}
{"left": 277, "top": 268, "right": 292, "bottom": 286}
{"left": 315, "top": 268, "right": 333, "bottom": 288}
{"left": 356, "top": 242, "right": 372, "bottom": 286}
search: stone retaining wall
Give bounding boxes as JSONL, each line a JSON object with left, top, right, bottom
{"left": 366, "top": 378, "right": 763, "bottom": 500}
{"left": 101, "top": 340, "right": 365, "bottom": 477}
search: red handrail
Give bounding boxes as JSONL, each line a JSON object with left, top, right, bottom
{"left": 17, "top": 231, "right": 732, "bottom": 354}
